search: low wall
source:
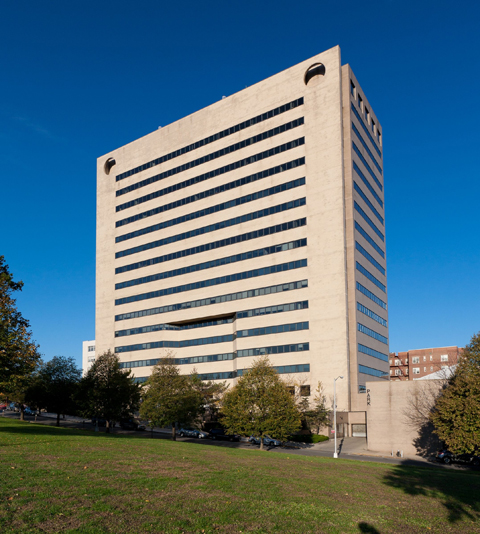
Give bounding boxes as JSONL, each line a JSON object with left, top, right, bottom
{"left": 366, "top": 380, "right": 443, "bottom": 457}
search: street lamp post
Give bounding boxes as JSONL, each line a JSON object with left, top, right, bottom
{"left": 333, "top": 375, "right": 344, "bottom": 458}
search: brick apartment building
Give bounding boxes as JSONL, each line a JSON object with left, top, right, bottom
{"left": 389, "top": 346, "right": 462, "bottom": 380}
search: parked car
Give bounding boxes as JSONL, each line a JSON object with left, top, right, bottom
{"left": 249, "top": 435, "right": 282, "bottom": 447}
{"left": 179, "top": 428, "right": 208, "bottom": 439}
{"left": 24, "top": 407, "right": 37, "bottom": 416}
{"left": 119, "top": 418, "right": 146, "bottom": 431}
{"left": 436, "top": 449, "right": 480, "bottom": 466}
{"left": 208, "top": 428, "right": 240, "bottom": 442}
{"left": 0, "top": 403, "right": 7, "bottom": 411}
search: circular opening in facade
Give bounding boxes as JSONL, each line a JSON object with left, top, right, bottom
{"left": 304, "top": 63, "right": 326, "bottom": 85}
{"left": 104, "top": 157, "right": 116, "bottom": 175}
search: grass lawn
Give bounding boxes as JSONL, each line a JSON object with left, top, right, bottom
{"left": 0, "top": 418, "right": 479, "bottom": 533}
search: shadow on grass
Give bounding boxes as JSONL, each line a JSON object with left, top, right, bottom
{"left": 358, "top": 522, "right": 381, "bottom": 533}
{"left": 382, "top": 461, "right": 480, "bottom": 523}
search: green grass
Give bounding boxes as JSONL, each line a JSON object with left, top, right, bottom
{"left": 0, "top": 419, "right": 479, "bottom": 533}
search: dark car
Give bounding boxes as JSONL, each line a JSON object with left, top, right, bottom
{"left": 179, "top": 428, "right": 208, "bottom": 439}
{"left": 248, "top": 435, "right": 282, "bottom": 447}
{"left": 436, "top": 450, "right": 480, "bottom": 466}
{"left": 119, "top": 418, "right": 146, "bottom": 431}
{"left": 208, "top": 428, "right": 240, "bottom": 442}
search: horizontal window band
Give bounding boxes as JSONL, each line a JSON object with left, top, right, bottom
{"left": 116, "top": 189, "right": 306, "bottom": 259}
{"left": 115, "top": 259, "right": 307, "bottom": 306}
{"left": 116, "top": 218, "right": 306, "bottom": 275}
{"left": 357, "top": 302, "right": 387, "bottom": 327}
{"left": 356, "top": 262, "right": 386, "bottom": 293}
{"left": 353, "top": 163, "right": 383, "bottom": 208}
{"left": 356, "top": 282, "right": 387, "bottom": 310}
{"left": 358, "top": 364, "right": 388, "bottom": 378}
{"left": 356, "top": 242, "right": 386, "bottom": 275}
{"left": 132, "top": 363, "right": 311, "bottom": 383}
{"left": 116, "top": 157, "right": 305, "bottom": 237}
{"left": 237, "top": 364, "right": 310, "bottom": 378}
{"left": 116, "top": 239, "right": 306, "bottom": 291}
{"left": 116, "top": 118, "right": 304, "bottom": 203}
{"left": 354, "top": 182, "right": 383, "bottom": 225}
{"left": 120, "top": 353, "right": 235, "bottom": 369}
{"left": 115, "top": 279, "right": 308, "bottom": 322}
{"left": 351, "top": 103, "right": 382, "bottom": 157}
{"left": 115, "top": 301, "right": 309, "bottom": 338}
{"left": 352, "top": 143, "right": 382, "bottom": 191}
{"left": 119, "top": 343, "right": 309, "bottom": 368}
{"left": 354, "top": 222, "right": 385, "bottom": 259}
{"left": 236, "top": 321, "right": 308, "bottom": 339}
{"left": 352, "top": 124, "right": 382, "bottom": 174}
{"left": 358, "top": 323, "right": 388, "bottom": 345}
{"left": 116, "top": 321, "right": 308, "bottom": 353}
{"left": 116, "top": 97, "right": 304, "bottom": 182}
{"left": 116, "top": 138, "right": 305, "bottom": 226}
{"left": 354, "top": 202, "right": 384, "bottom": 241}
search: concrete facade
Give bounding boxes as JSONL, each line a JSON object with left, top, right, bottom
{"left": 96, "top": 46, "right": 389, "bottom": 423}
{"left": 366, "top": 379, "right": 443, "bottom": 457}
{"left": 82, "top": 340, "right": 96, "bottom": 376}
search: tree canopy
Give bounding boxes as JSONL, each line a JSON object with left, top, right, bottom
{"left": 0, "top": 256, "right": 41, "bottom": 405}
{"left": 431, "top": 332, "right": 480, "bottom": 455}
{"left": 26, "top": 356, "right": 81, "bottom": 426}
{"left": 221, "top": 357, "right": 301, "bottom": 449}
{"left": 140, "top": 357, "right": 203, "bottom": 440}
{"left": 77, "top": 350, "right": 141, "bottom": 433}
{"left": 298, "top": 382, "right": 330, "bottom": 434}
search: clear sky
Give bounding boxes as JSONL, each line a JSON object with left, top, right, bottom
{"left": 1, "top": 0, "right": 479, "bottom": 369}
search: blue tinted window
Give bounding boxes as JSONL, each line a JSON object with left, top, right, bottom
{"left": 116, "top": 188, "right": 306, "bottom": 259}
{"left": 353, "top": 163, "right": 383, "bottom": 208}
{"left": 115, "top": 279, "right": 309, "bottom": 321}
{"left": 354, "top": 202, "right": 384, "bottom": 241}
{"left": 117, "top": 119, "right": 304, "bottom": 203}
{"left": 116, "top": 98, "right": 304, "bottom": 182}
{"left": 358, "top": 364, "right": 388, "bottom": 377}
{"left": 356, "top": 242, "right": 385, "bottom": 275}
{"left": 351, "top": 104, "right": 381, "bottom": 156}
{"left": 354, "top": 222, "right": 384, "bottom": 259}
{"left": 357, "top": 303, "right": 387, "bottom": 327}
{"left": 356, "top": 262, "right": 386, "bottom": 292}
{"left": 356, "top": 282, "right": 387, "bottom": 309}
{"left": 352, "top": 144, "right": 382, "bottom": 191}
{"left": 358, "top": 324, "right": 388, "bottom": 344}
{"left": 352, "top": 124, "right": 382, "bottom": 174}
{"left": 353, "top": 183, "right": 383, "bottom": 225}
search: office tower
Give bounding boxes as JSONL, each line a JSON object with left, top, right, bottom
{"left": 96, "top": 46, "right": 388, "bottom": 429}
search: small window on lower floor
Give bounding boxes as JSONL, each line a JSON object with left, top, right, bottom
{"left": 413, "top": 368, "right": 420, "bottom": 374}
{"left": 286, "top": 386, "right": 295, "bottom": 396}
{"left": 300, "top": 385, "right": 310, "bottom": 397}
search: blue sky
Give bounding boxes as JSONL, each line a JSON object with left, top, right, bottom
{"left": 1, "top": 1, "right": 479, "bottom": 369}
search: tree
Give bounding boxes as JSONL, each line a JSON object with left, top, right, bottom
{"left": 299, "top": 382, "right": 330, "bottom": 435}
{"left": 140, "top": 357, "right": 203, "bottom": 440}
{"left": 430, "top": 332, "right": 480, "bottom": 455}
{"left": 221, "top": 357, "right": 301, "bottom": 450}
{"left": 0, "top": 256, "right": 42, "bottom": 418}
{"left": 190, "top": 371, "right": 227, "bottom": 426}
{"left": 77, "top": 350, "right": 141, "bottom": 433}
{"left": 26, "top": 356, "right": 81, "bottom": 426}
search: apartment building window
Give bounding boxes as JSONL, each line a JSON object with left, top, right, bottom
{"left": 430, "top": 355, "right": 433, "bottom": 361}
{"left": 441, "top": 354, "right": 449, "bottom": 362}
{"left": 423, "top": 356, "right": 426, "bottom": 362}
{"left": 405, "top": 368, "right": 409, "bottom": 375}
{"left": 424, "top": 367, "right": 427, "bottom": 372}
{"left": 441, "top": 365, "right": 448, "bottom": 369}
{"left": 88, "top": 346, "right": 95, "bottom": 352}
{"left": 389, "top": 359, "right": 393, "bottom": 365}
{"left": 412, "top": 356, "right": 419, "bottom": 364}
{"left": 390, "top": 369, "right": 393, "bottom": 375}
{"left": 413, "top": 368, "right": 420, "bottom": 374}
{"left": 395, "top": 369, "right": 401, "bottom": 376}
{"left": 430, "top": 366, "right": 433, "bottom": 371}
{"left": 395, "top": 360, "right": 400, "bottom": 366}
